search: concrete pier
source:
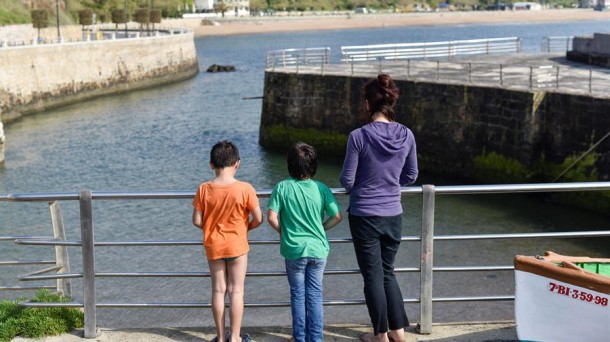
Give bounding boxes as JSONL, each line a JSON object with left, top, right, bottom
{"left": 261, "top": 53, "right": 610, "bottom": 213}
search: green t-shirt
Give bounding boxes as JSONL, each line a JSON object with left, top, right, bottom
{"left": 268, "top": 178, "right": 340, "bottom": 260}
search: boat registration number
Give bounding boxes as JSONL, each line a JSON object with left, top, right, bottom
{"left": 548, "top": 282, "right": 608, "bottom": 307}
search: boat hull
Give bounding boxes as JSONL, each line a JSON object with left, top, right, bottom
{"left": 514, "top": 252, "right": 610, "bottom": 342}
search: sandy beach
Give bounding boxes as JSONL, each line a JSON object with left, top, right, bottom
{"left": 183, "top": 9, "right": 610, "bottom": 37}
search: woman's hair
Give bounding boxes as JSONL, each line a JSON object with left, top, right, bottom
{"left": 363, "top": 73, "right": 400, "bottom": 122}
{"left": 287, "top": 142, "right": 318, "bottom": 180}
{"left": 210, "top": 140, "right": 240, "bottom": 168}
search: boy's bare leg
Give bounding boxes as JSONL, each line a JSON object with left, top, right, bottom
{"left": 227, "top": 254, "right": 248, "bottom": 342}
{"left": 209, "top": 259, "right": 228, "bottom": 342}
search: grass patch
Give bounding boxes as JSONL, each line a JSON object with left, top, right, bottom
{"left": 0, "top": 289, "right": 84, "bottom": 342}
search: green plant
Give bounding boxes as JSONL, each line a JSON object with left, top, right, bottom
{"left": 0, "top": 289, "right": 84, "bottom": 342}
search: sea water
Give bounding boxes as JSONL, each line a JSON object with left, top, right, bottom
{"left": 1, "top": 19, "right": 610, "bottom": 327}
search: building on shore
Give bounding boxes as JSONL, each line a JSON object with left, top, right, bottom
{"left": 513, "top": 2, "right": 542, "bottom": 10}
{"left": 191, "top": 0, "right": 251, "bottom": 16}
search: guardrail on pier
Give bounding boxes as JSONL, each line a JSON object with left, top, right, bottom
{"left": 340, "top": 37, "right": 522, "bottom": 63}
{"left": 2, "top": 182, "right": 610, "bottom": 338}
{"left": 266, "top": 57, "right": 610, "bottom": 97}
{"left": 0, "top": 26, "right": 191, "bottom": 47}
{"left": 544, "top": 36, "right": 574, "bottom": 53}
{"left": 265, "top": 47, "right": 331, "bottom": 69}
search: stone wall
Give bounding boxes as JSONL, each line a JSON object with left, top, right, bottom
{"left": 0, "top": 31, "right": 199, "bottom": 164}
{"left": 0, "top": 32, "right": 198, "bottom": 123}
{"left": 260, "top": 71, "right": 610, "bottom": 210}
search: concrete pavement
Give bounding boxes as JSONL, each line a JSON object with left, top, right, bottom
{"left": 12, "top": 322, "right": 518, "bottom": 342}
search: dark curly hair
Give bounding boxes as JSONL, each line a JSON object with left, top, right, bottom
{"left": 363, "top": 74, "right": 400, "bottom": 122}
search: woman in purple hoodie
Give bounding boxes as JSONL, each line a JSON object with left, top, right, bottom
{"left": 340, "top": 74, "right": 418, "bottom": 342}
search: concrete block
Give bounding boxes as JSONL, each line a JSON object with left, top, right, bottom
{"left": 590, "top": 32, "right": 610, "bottom": 55}
{"left": 572, "top": 36, "right": 592, "bottom": 53}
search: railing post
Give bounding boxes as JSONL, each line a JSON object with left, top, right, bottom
{"left": 589, "top": 69, "right": 593, "bottom": 94}
{"left": 418, "top": 184, "right": 435, "bottom": 335}
{"left": 468, "top": 62, "right": 472, "bottom": 83}
{"left": 79, "top": 189, "right": 99, "bottom": 338}
{"left": 500, "top": 64, "right": 504, "bottom": 86}
{"left": 49, "top": 201, "right": 71, "bottom": 297}
{"left": 555, "top": 66, "right": 560, "bottom": 89}
{"left": 529, "top": 66, "right": 533, "bottom": 89}
{"left": 436, "top": 61, "right": 440, "bottom": 81}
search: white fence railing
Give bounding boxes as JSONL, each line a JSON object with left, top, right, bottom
{"left": 265, "top": 47, "right": 331, "bottom": 69}
{"left": 0, "top": 26, "right": 191, "bottom": 47}
{"left": 340, "top": 37, "right": 522, "bottom": 63}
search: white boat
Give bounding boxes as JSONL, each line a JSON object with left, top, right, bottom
{"left": 514, "top": 251, "right": 610, "bottom": 342}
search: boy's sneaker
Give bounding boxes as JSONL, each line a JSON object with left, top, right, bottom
{"left": 211, "top": 337, "right": 219, "bottom": 342}
{"left": 226, "top": 332, "right": 231, "bottom": 342}
{"left": 241, "top": 333, "right": 253, "bottom": 342}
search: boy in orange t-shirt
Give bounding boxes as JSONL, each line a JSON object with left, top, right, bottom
{"left": 192, "top": 140, "right": 263, "bottom": 342}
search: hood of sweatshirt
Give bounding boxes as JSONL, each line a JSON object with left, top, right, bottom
{"left": 361, "top": 122, "right": 410, "bottom": 156}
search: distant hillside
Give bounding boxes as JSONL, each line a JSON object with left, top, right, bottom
{"left": 0, "top": 0, "right": 191, "bottom": 26}
{"left": 0, "top": 0, "right": 31, "bottom": 24}
{"left": 0, "top": 0, "right": 75, "bottom": 25}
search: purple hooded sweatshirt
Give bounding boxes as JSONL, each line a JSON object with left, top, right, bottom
{"left": 340, "top": 121, "right": 418, "bottom": 217}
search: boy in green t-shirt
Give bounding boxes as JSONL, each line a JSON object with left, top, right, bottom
{"left": 267, "top": 142, "right": 342, "bottom": 342}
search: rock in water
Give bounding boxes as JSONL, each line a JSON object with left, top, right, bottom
{"left": 206, "top": 64, "right": 236, "bottom": 72}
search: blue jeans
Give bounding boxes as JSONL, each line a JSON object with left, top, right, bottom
{"left": 285, "top": 257, "right": 327, "bottom": 342}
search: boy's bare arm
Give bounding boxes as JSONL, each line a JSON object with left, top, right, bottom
{"left": 267, "top": 209, "right": 280, "bottom": 234}
{"left": 248, "top": 206, "right": 264, "bottom": 230}
{"left": 192, "top": 209, "right": 203, "bottom": 229}
{"left": 323, "top": 212, "right": 342, "bottom": 231}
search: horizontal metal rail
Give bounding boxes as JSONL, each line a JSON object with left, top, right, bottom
{"left": 0, "top": 260, "right": 56, "bottom": 266}
{"left": 4, "top": 181, "right": 610, "bottom": 202}
{"left": 544, "top": 36, "right": 574, "bottom": 53}
{"left": 3, "top": 181, "right": 610, "bottom": 336}
{"left": 0, "top": 285, "right": 55, "bottom": 291}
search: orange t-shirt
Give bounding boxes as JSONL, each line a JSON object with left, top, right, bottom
{"left": 192, "top": 181, "right": 259, "bottom": 260}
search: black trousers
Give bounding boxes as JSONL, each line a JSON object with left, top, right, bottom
{"left": 349, "top": 214, "right": 409, "bottom": 335}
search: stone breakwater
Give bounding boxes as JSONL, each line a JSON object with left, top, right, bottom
{"left": 0, "top": 29, "right": 199, "bottom": 164}
{"left": 260, "top": 70, "right": 610, "bottom": 213}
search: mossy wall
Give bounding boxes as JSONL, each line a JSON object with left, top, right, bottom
{"left": 260, "top": 71, "right": 610, "bottom": 212}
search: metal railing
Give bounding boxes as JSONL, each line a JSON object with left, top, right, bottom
{"left": 266, "top": 58, "right": 610, "bottom": 97}
{"left": 266, "top": 47, "right": 331, "bottom": 69}
{"left": 543, "top": 36, "right": 574, "bottom": 53}
{"left": 2, "top": 182, "right": 610, "bottom": 337}
{"left": 0, "top": 26, "right": 191, "bottom": 48}
{"left": 340, "top": 37, "right": 522, "bottom": 63}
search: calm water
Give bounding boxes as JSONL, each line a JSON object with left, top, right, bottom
{"left": 1, "top": 19, "right": 610, "bottom": 327}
